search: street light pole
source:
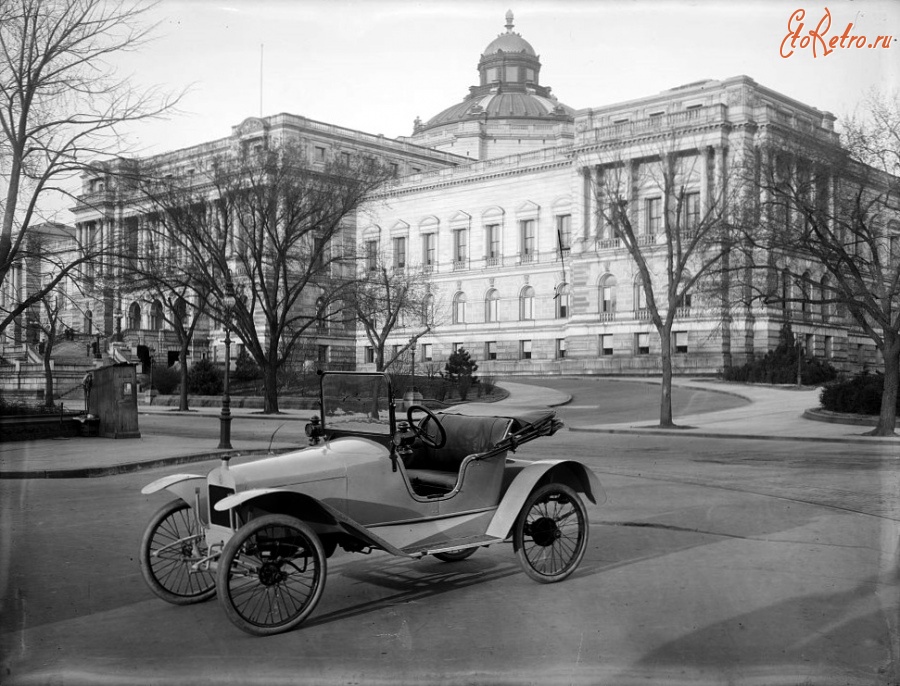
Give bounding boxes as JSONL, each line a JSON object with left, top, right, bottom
{"left": 218, "top": 278, "right": 236, "bottom": 450}
{"left": 409, "top": 337, "right": 416, "bottom": 393}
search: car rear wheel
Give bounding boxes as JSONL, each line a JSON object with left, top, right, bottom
{"left": 514, "top": 483, "right": 588, "bottom": 583}
{"left": 433, "top": 547, "right": 478, "bottom": 562}
{"left": 140, "top": 500, "right": 217, "bottom": 605}
{"left": 217, "top": 514, "right": 326, "bottom": 636}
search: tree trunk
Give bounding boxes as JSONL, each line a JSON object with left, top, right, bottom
{"left": 659, "top": 328, "right": 675, "bottom": 427}
{"left": 263, "top": 363, "right": 280, "bottom": 414}
{"left": 178, "top": 344, "right": 190, "bottom": 411}
{"left": 872, "top": 335, "right": 900, "bottom": 436}
{"left": 43, "top": 348, "right": 54, "bottom": 408}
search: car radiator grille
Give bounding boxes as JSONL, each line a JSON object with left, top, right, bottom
{"left": 208, "top": 485, "right": 235, "bottom": 528}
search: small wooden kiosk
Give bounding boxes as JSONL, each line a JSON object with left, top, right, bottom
{"left": 86, "top": 363, "right": 141, "bottom": 439}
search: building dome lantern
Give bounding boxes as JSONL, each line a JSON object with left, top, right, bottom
{"left": 407, "top": 11, "right": 575, "bottom": 160}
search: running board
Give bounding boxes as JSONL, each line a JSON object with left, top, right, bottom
{"left": 401, "top": 534, "right": 503, "bottom": 558}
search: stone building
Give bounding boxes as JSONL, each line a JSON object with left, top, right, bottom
{"left": 2, "top": 12, "right": 891, "bottom": 389}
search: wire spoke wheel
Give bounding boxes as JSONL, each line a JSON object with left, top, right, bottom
{"left": 140, "top": 500, "right": 216, "bottom": 605}
{"left": 514, "top": 483, "right": 588, "bottom": 583}
{"left": 217, "top": 515, "right": 326, "bottom": 636}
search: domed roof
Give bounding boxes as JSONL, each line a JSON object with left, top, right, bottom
{"left": 484, "top": 11, "right": 536, "bottom": 56}
{"left": 424, "top": 91, "right": 573, "bottom": 128}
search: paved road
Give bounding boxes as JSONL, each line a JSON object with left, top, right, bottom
{"left": 1, "top": 379, "right": 898, "bottom": 686}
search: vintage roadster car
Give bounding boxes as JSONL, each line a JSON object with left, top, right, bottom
{"left": 139, "top": 371, "right": 604, "bottom": 636}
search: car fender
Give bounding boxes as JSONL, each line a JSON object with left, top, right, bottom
{"left": 215, "top": 488, "right": 413, "bottom": 558}
{"left": 486, "top": 460, "right": 605, "bottom": 541}
{"left": 141, "top": 473, "right": 206, "bottom": 503}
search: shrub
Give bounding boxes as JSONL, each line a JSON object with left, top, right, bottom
{"left": 819, "top": 371, "right": 891, "bottom": 415}
{"left": 233, "top": 348, "right": 260, "bottom": 382}
{"left": 722, "top": 322, "right": 837, "bottom": 385}
{"left": 150, "top": 363, "right": 181, "bottom": 395}
{"left": 188, "top": 358, "right": 223, "bottom": 395}
{"left": 442, "top": 347, "right": 479, "bottom": 400}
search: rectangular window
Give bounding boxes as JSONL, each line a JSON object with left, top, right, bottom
{"left": 313, "top": 236, "right": 326, "bottom": 270}
{"left": 520, "top": 340, "right": 532, "bottom": 360}
{"left": 314, "top": 146, "right": 326, "bottom": 162}
{"left": 317, "top": 345, "right": 329, "bottom": 363}
{"left": 520, "top": 220, "right": 535, "bottom": 257}
{"left": 601, "top": 286, "right": 614, "bottom": 313}
{"left": 452, "top": 342, "right": 463, "bottom": 353}
{"left": 636, "top": 332, "right": 650, "bottom": 355}
{"left": 486, "top": 341, "right": 497, "bottom": 360}
{"left": 423, "top": 233, "right": 435, "bottom": 269}
{"left": 454, "top": 229, "right": 467, "bottom": 265}
{"left": 422, "top": 343, "right": 433, "bottom": 362}
{"left": 486, "top": 224, "right": 500, "bottom": 261}
{"left": 556, "top": 338, "right": 566, "bottom": 359}
{"left": 365, "top": 240, "right": 378, "bottom": 272}
{"left": 824, "top": 335, "right": 833, "bottom": 359}
{"left": 674, "top": 331, "right": 688, "bottom": 354}
{"left": 645, "top": 198, "right": 661, "bottom": 234}
{"left": 684, "top": 192, "right": 700, "bottom": 230}
{"left": 389, "top": 162, "right": 399, "bottom": 176}
{"left": 805, "top": 333, "right": 814, "bottom": 356}
{"left": 556, "top": 214, "right": 571, "bottom": 253}
{"left": 600, "top": 334, "right": 614, "bottom": 356}
{"left": 340, "top": 151, "right": 351, "bottom": 165}
{"left": 365, "top": 346, "right": 375, "bottom": 364}
{"left": 392, "top": 236, "right": 406, "bottom": 269}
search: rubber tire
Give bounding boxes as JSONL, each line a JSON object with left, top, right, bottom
{"left": 140, "top": 499, "right": 216, "bottom": 605}
{"left": 514, "top": 483, "right": 588, "bottom": 584}
{"left": 216, "top": 514, "right": 326, "bottom": 636}
{"left": 433, "top": 547, "right": 478, "bottom": 562}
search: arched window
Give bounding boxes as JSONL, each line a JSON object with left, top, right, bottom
{"left": 128, "top": 302, "right": 141, "bottom": 330}
{"left": 174, "top": 297, "right": 187, "bottom": 325}
{"left": 453, "top": 292, "right": 467, "bottom": 324}
{"left": 599, "top": 275, "right": 617, "bottom": 315}
{"left": 150, "top": 300, "right": 164, "bottom": 331}
{"left": 520, "top": 286, "right": 535, "bottom": 320}
{"left": 485, "top": 289, "right": 500, "bottom": 323}
{"left": 556, "top": 283, "right": 570, "bottom": 319}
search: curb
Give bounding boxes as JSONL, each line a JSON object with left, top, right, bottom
{"left": 568, "top": 425, "right": 900, "bottom": 445}
{"left": 0, "top": 447, "right": 299, "bottom": 480}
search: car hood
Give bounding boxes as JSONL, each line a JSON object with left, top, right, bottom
{"left": 224, "top": 436, "right": 388, "bottom": 491}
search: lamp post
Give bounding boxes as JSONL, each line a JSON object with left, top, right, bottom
{"left": 409, "top": 337, "right": 416, "bottom": 392}
{"left": 218, "top": 278, "right": 236, "bottom": 450}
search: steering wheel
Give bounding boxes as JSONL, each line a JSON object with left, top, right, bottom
{"left": 406, "top": 404, "right": 447, "bottom": 449}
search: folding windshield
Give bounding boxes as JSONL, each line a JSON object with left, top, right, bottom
{"left": 318, "top": 371, "right": 396, "bottom": 437}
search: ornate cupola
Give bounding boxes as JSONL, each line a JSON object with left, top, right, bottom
{"left": 406, "top": 11, "right": 575, "bottom": 161}
{"left": 476, "top": 11, "right": 544, "bottom": 93}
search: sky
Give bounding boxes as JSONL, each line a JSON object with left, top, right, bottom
{"left": 47, "top": 0, "right": 900, "bottom": 220}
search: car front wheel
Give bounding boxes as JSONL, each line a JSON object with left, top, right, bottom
{"left": 216, "top": 514, "right": 326, "bottom": 636}
{"left": 140, "top": 499, "right": 217, "bottom": 605}
{"left": 514, "top": 483, "right": 588, "bottom": 583}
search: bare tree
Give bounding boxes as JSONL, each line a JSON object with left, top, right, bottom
{"left": 35, "top": 290, "right": 63, "bottom": 406}
{"left": 591, "top": 136, "right": 736, "bottom": 426}
{"left": 350, "top": 248, "right": 436, "bottom": 373}
{"left": 137, "top": 143, "right": 393, "bottom": 413}
{"left": 0, "top": 0, "right": 179, "bottom": 335}
{"left": 744, "top": 92, "right": 900, "bottom": 435}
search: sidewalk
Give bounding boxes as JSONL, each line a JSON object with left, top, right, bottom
{"left": 573, "top": 377, "right": 900, "bottom": 446}
{"left": 1, "top": 378, "right": 897, "bottom": 478}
